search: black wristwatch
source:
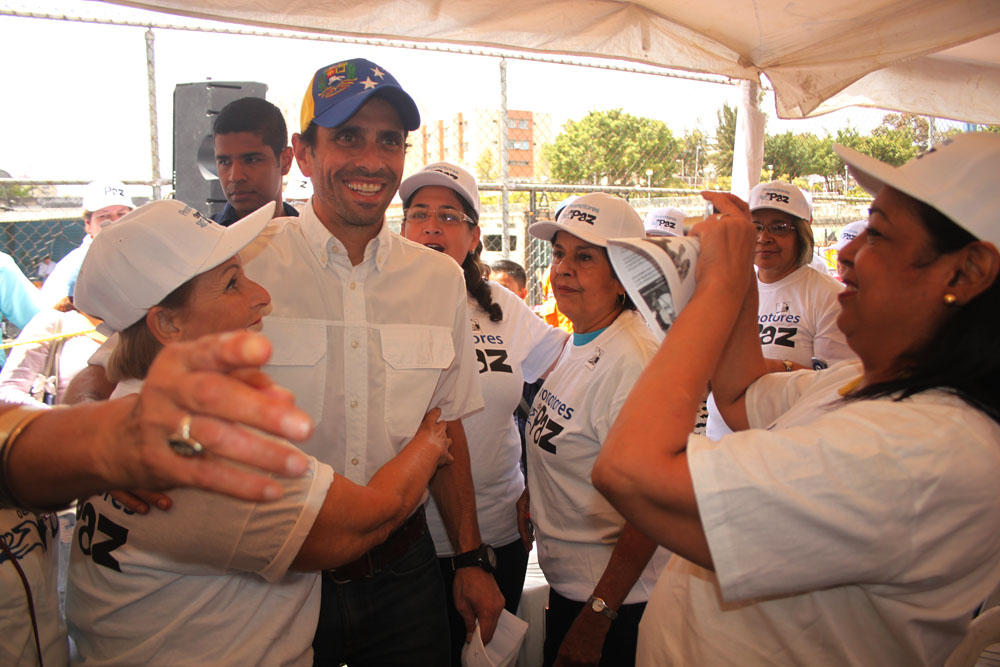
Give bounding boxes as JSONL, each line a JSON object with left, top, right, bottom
{"left": 451, "top": 543, "right": 497, "bottom": 573}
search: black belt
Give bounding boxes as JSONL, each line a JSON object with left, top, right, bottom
{"left": 324, "top": 505, "right": 427, "bottom": 583}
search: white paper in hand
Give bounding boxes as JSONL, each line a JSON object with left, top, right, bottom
{"left": 460, "top": 610, "right": 529, "bottom": 667}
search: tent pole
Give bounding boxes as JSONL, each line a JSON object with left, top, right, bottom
{"left": 731, "top": 79, "right": 765, "bottom": 200}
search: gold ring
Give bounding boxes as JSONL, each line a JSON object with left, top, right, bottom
{"left": 167, "top": 414, "right": 204, "bottom": 457}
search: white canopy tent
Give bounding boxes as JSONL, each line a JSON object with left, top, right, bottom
{"left": 112, "top": 0, "right": 1000, "bottom": 193}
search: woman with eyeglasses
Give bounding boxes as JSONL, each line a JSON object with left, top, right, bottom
{"left": 749, "top": 181, "right": 853, "bottom": 369}
{"left": 523, "top": 193, "right": 671, "bottom": 667}
{"left": 706, "top": 181, "right": 856, "bottom": 439}
{"left": 594, "top": 133, "right": 1000, "bottom": 666}
{"left": 399, "top": 163, "right": 568, "bottom": 665}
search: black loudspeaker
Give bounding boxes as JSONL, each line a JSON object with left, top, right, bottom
{"left": 172, "top": 81, "right": 267, "bottom": 217}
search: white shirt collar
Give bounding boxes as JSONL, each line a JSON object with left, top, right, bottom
{"left": 297, "top": 198, "right": 392, "bottom": 272}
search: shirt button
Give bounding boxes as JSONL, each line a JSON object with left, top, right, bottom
{"left": 351, "top": 457, "right": 359, "bottom": 466}
{"left": 351, "top": 340, "right": 359, "bottom": 349}
{"left": 350, "top": 400, "right": 358, "bottom": 408}
{"left": 349, "top": 281, "right": 357, "bottom": 290}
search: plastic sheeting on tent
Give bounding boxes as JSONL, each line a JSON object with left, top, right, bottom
{"left": 110, "top": 0, "right": 1000, "bottom": 124}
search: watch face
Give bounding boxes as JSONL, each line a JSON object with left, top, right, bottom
{"left": 484, "top": 545, "right": 497, "bottom": 569}
{"left": 591, "top": 598, "right": 605, "bottom": 612}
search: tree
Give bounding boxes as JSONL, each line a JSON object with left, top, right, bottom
{"left": 544, "top": 109, "right": 679, "bottom": 186}
{"left": 712, "top": 103, "right": 737, "bottom": 176}
{"left": 0, "top": 175, "right": 35, "bottom": 209}
{"left": 878, "top": 113, "right": 931, "bottom": 149}
{"left": 475, "top": 149, "right": 498, "bottom": 182}
{"left": 863, "top": 130, "right": 921, "bottom": 167}
{"left": 763, "top": 131, "right": 813, "bottom": 180}
{"left": 677, "top": 129, "right": 710, "bottom": 182}
{"left": 807, "top": 135, "right": 844, "bottom": 187}
{"left": 860, "top": 114, "right": 924, "bottom": 166}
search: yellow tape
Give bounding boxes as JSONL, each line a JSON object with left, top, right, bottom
{"left": 0, "top": 329, "right": 98, "bottom": 351}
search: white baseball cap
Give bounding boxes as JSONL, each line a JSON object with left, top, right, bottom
{"left": 835, "top": 133, "right": 1000, "bottom": 248}
{"left": 528, "top": 192, "right": 643, "bottom": 248}
{"left": 75, "top": 200, "right": 272, "bottom": 333}
{"left": 399, "top": 162, "right": 481, "bottom": 219}
{"left": 553, "top": 195, "right": 578, "bottom": 221}
{"left": 749, "top": 181, "right": 811, "bottom": 221}
{"left": 833, "top": 219, "right": 867, "bottom": 251}
{"left": 82, "top": 180, "right": 135, "bottom": 213}
{"left": 643, "top": 206, "right": 686, "bottom": 237}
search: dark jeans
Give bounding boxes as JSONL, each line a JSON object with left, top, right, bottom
{"left": 543, "top": 588, "right": 646, "bottom": 667}
{"left": 312, "top": 530, "right": 450, "bottom": 667}
{"left": 438, "top": 538, "right": 529, "bottom": 666}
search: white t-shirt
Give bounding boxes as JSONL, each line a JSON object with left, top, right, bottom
{"left": 36, "top": 259, "right": 55, "bottom": 280}
{"left": 639, "top": 361, "right": 1000, "bottom": 666}
{"left": 0, "top": 510, "right": 67, "bottom": 666}
{"left": 241, "top": 203, "right": 484, "bottom": 484}
{"left": 706, "top": 264, "right": 855, "bottom": 439}
{"left": 66, "top": 379, "right": 334, "bottom": 667}
{"left": 0, "top": 309, "right": 102, "bottom": 407}
{"left": 427, "top": 283, "right": 567, "bottom": 554}
{"left": 526, "top": 310, "right": 671, "bottom": 604}
{"left": 755, "top": 264, "right": 852, "bottom": 366}
{"left": 40, "top": 236, "right": 91, "bottom": 306}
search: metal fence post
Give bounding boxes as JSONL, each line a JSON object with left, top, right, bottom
{"left": 499, "top": 58, "right": 510, "bottom": 259}
{"left": 145, "top": 28, "right": 162, "bottom": 201}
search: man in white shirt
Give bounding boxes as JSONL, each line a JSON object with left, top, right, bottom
{"left": 241, "top": 58, "right": 503, "bottom": 666}
{"left": 40, "top": 180, "right": 134, "bottom": 306}
{"left": 35, "top": 256, "right": 55, "bottom": 282}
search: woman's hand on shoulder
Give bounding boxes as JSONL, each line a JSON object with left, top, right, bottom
{"left": 106, "top": 331, "right": 313, "bottom": 503}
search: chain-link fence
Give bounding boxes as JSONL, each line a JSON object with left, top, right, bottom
{"left": 1, "top": 5, "right": 988, "bottom": 310}
{"left": 0, "top": 216, "right": 83, "bottom": 283}
{"left": 0, "top": 182, "right": 157, "bottom": 281}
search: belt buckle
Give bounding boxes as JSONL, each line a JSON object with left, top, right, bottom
{"left": 326, "top": 508, "right": 424, "bottom": 584}
{"left": 327, "top": 568, "right": 354, "bottom": 584}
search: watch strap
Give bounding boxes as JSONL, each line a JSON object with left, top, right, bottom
{"left": 587, "top": 595, "right": 618, "bottom": 620}
{"left": 451, "top": 543, "right": 494, "bottom": 572}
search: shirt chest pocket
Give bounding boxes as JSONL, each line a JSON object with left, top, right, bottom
{"left": 262, "top": 319, "right": 327, "bottom": 422}
{"left": 380, "top": 325, "right": 455, "bottom": 438}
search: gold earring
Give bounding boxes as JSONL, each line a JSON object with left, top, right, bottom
{"left": 943, "top": 293, "right": 959, "bottom": 306}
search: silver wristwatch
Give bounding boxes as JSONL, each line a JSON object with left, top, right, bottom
{"left": 587, "top": 595, "right": 618, "bottom": 620}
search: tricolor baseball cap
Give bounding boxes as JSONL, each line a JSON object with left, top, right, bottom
{"left": 399, "top": 162, "right": 481, "bottom": 219}
{"left": 75, "top": 200, "right": 272, "bottom": 334}
{"left": 749, "top": 181, "right": 811, "bottom": 221}
{"left": 300, "top": 58, "right": 420, "bottom": 133}
{"left": 529, "top": 192, "right": 643, "bottom": 248}
{"left": 82, "top": 180, "right": 135, "bottom": 213}
{"left": 835, "top": 133, "right": 1000, "bottom": 248}
{"left": 833, "top": 220, "right": 867, "bottom": 251}
{"left": 643, "top": 206, "right": 686, "bottom": 237}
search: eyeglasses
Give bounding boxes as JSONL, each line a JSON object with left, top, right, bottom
{"left": 754, "top": 221, "right": 796, "bottom": 236}
{"left": 403, "top": 207, "right": 475, "bottom": 227}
